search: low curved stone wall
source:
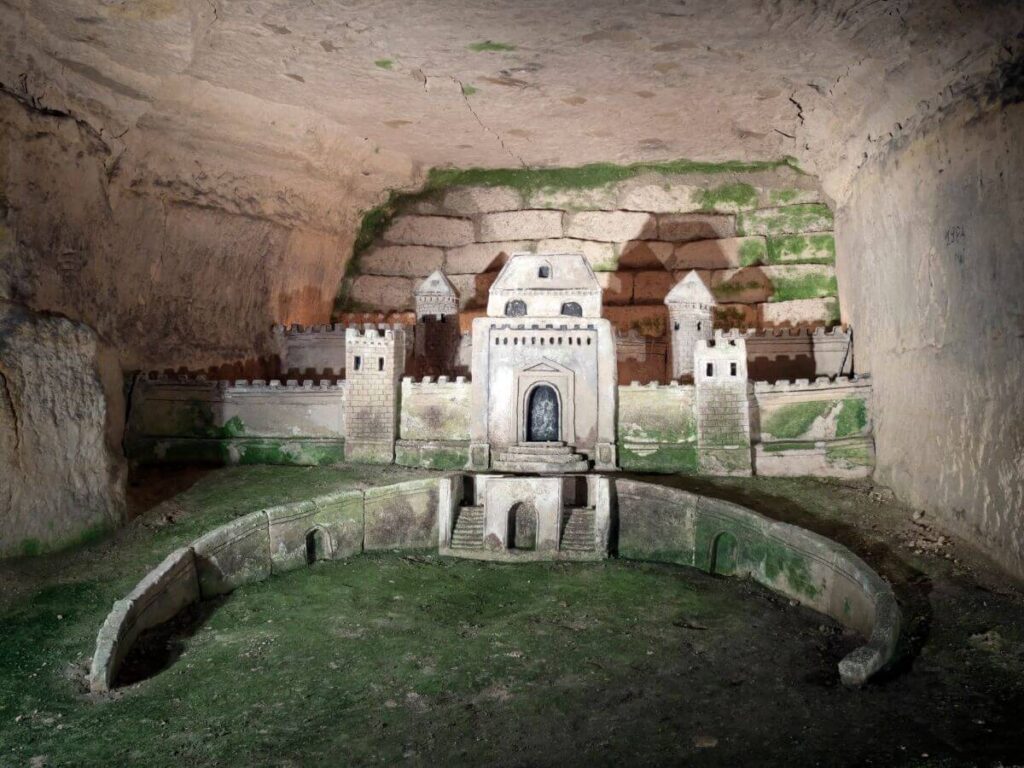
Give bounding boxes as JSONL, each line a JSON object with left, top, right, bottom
{"left": 614, "top": 479, "right": 900, "bottom": 685}
{"left": 91, "top": 474, "right": 898, "bottom": 691}
{"left": 89, "top": 477, "right": 449, "bottom": 691}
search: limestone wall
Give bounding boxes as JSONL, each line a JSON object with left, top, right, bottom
{"left": 127, "top": 376, "right": 347, "bottom": 466}
{"left": 341, "top": 167, "right": 841, "bottom": 342}
{"left": 837, "top": 99, "right": 1024, "bottom": 579}
{"left": 396, "top": 376, "right": 471, "bottom": 470}
{"left": 752, "top": 376, "right": 874, "bottom": 478}
{"left": 617, "top": 382, "right": 698, "bottom": 472}
{"left": 0, "top": 302, "right": 127, "bottom": 558}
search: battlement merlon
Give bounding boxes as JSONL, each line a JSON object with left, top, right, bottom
{"left": 715, "top": 326, "right": 852, "bottom": 339}
{"left": 753, "top": 374, "right": 872, "bottom": 394}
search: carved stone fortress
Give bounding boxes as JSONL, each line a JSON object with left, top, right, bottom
{"left": 127, "top": 251, "right": 874, "bottom": 495}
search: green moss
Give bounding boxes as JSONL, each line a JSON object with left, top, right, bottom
{"left": 374, "top": 58, "right": 394, "bottom": 69}
{"left": 129, "top": 437, "right": 346, "bottom": 467}
{"left": 825, "top": 298, "right": 841, "bottom": 325}
{"left": 737, "top": 203, "right": 833, "bottom": 236}
{"left": 835, "top": 398, "right": 868, "bottom": 438}
{"left": 769, "top": 188, "right": 800, "bottom": 204}
{"left": 19, "top": 538, "right": 42, "bottom": 556}
{"left": 738, "top": 237, "right": 768, "bottom": 266}
{"left": 768, "top": 271, "right": 837, "bottom": 302}
{"left": 461, "top": 83, "right": 479, "bottom": 96}
{"left": 825, "top": 443, "right": 873, "bottom": 466}
{"left": 468, "top": 40, "right": 517, "bottom": 52}
{"left": 762, "top": 401, "right": 833, "bottom": 439}
{"left": 424, "top": 157, "right": 800, "bottom": 198}
{"left": 766, "top": 234, "right": 835, "bottom": 264}
{"left": 714, "top": 306, "right": 751, "bottom": 326}
{"left": 713, "top": 279, "right": 763, "bottom": 299}
{"left": 618, "top": 443, "right": 699, "bottom": 473}
{"left": 694, "top": 182, "right": 758, "bottom": 212}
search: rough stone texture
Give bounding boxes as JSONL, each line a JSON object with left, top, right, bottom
{"left": 444, "top": 242, "right": 526, "bottom": 275}
{"left": 760, "top": 298, "right": 836, "bottom": 327}
{"left": 475, "top": 210, "right": 563, "bottom": 242}
{"left": 345, "top": 275, "right": 415, "bottom": 311}
{"left": 838, "top": 99, "right": 1024, "bottom": 579}
{"left": 565, "top": 211, "right": 657, "bottom": 242}
{"left": 360, "top": 246, "right": 444, "bottom": 277}
{"left": 594, "top": 272, "right": 633, "bottom": 305}
{"left": 442, "top": 186, "right": 523, "bottom": 215}
{"left": 657, "top": 214, "right": 736, "bottom": 243}
{"left": 0, "top": 302, "right": 126, "bottom": 557}
{"left": 384, "top": 216, "right": 475, "bottom": 247}
{"left": 363, "top": 478, "right": 439, "bottom": 550}
{"left": 536, "top": 238, "right": 618, "bottom": 271}
{"left": 191, "top": 511, "right": 272, "bottom": 598}
{"left": 670, "top": 237, "right": 767, "bottom": 270}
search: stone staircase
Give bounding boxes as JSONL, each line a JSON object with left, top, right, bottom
{"left": 450, "top": 505, "right": 484, "bottom": 549}
{"left": 560, "top": 507, "right": 596, "bottom": 552}
{"left": 491, "top": 442, "right": 589, "bottom": 474}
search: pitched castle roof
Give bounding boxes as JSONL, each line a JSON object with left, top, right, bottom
{"left": 490, "top": 252, "right": 601, "bottom": 294}
{"left": 415, "top": 270, "right": 458, "bottom": 297}
{"left": 664, "top": 270, "right": 715, "bottom": 306}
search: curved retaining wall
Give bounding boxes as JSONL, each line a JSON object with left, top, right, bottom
{"left": 89, "top": 477, "right": 448, "bottom": 692}
{"left": 614, "top": 479, "right": 900, "bottom": 685}
{"left": 91, "top": 474, "right": 897, "bottom": 690}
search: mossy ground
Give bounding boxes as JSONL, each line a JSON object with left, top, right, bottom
{"left": 2, "top": 468, "right": 1024, "bottom": 766}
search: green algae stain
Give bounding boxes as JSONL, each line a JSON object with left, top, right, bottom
{"left": 374, "top": 59, "right": 394, "bottom": 70}
{"left": 767, "top": 234, "right": 835, "bottom": 264}
{"left": 694, "top": 182, "right": 758, "bottom": 213}
{"left": 768, "top": 271, "right": 837, "bottom": 302}
{"left": 739, "top": 238, "right": 768, "bottom": 266}
{"left": 461, "top": 83, "right": 479, "bottom": 96}
{"left": 835, "top": 398, "right": 868, "bottom": 438}
{"left": 737, "top": 203, "right": 833, "bottom": 237}
{"left": 468, "top": 40, "right": 517, "bottom": 52}
{"left": 618, "top": 443, "right": 699, "bottom": 473}
{"left": 763, "top": 401, "right": 833, "bottom": 439}
{"left": 826, "top": 443, "right": 873, "bottom": 466}
{"left": 826, "top": 298, "right": 841, "bottom": 325}
{"left": 20, "top": 538, "right": 42, "bottom": 556}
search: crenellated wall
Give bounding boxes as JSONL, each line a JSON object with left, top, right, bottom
{"left": 752, "top": 376, "right": 874, "bottom": 478}
{"left": 127, "top": 375, "right": 348, "bottom": 466}
{"left": 396, "top": 376, "right": 472, "bottom": 470}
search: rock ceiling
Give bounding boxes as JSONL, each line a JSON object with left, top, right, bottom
{"left": 2, "top": 0, "right": 1022, "bottom": 215}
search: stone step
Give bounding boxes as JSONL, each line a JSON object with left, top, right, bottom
{"left": 493, "top": 451, "right": 585, "bottom": 466}
{"left": 491, "top": 459, "right": 590, "bottom": 474}
{"left": 500, "top": 442, "right": 571, "bottom": 456}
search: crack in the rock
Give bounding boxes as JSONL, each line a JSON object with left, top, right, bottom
{"left": 788, "top": 94, "right": 805, "bottom": 125}
{"left": 451, "top": 77, "right": 527, "bottom": 168}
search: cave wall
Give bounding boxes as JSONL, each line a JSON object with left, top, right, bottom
{"left": 836, "top": 99, "right": 1024, "bottom": 578}
{"left": 0, "top": 93, "right": 368, "bottom": 373}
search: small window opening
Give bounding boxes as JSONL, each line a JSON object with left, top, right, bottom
{"left": 674, "top": 321, "right": 680, "bottom": 331}
{"left": 730, "top": 362, "right": 737, "bottom": 377}
{"left": 538, "top": 266, "right": 550, "bottom": 278}
{"left": 706, "top": 362, "right": 714, "bottom": 377}
{"left": 378, "top": 357, "right": 384, "bottom": 371}
{"left": 353, "top": 356, "right": 362, "bottom": 371}
{"left": 697, "top": 321, "right": 702, "bottom": 331}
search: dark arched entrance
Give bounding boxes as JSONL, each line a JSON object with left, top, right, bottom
{"left": 709, "top": 532, "right": 738, "bottom": 576}
{"left": 526, "top": 385, "right": 560, "bottom": 442}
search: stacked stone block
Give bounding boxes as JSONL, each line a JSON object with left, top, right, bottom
{"left": 340, "top": 167, "right": 839, "bottom": 338}
{"left": 343, "top": 327, "right": 406, "bottom": 463}
{"left": 695, "top": 336, "right": 753, "bottom": 475}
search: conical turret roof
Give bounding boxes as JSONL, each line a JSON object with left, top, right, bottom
{"left": 664, "top": 270, "right": 715, "bottom": 306}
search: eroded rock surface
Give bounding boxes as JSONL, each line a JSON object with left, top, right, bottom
{"left": 0, "top": 301, "right": 127, "bottom": 557}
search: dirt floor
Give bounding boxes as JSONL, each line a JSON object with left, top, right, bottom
{"left": 1, "top": 467, "right": 1023, "bottom": 767}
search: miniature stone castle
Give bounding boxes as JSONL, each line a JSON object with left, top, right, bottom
{"left": 126, "top": 252, "right": 874, "bottom": 482}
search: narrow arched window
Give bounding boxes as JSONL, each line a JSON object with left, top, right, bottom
{"left": 560, "top": 302, "right": 582, "bottom": 317}
{"left": 697, "top": 321, "right": 702, "bottom": 331}
{"left": 505, "top": 299, "right": 527, "bottom": 317}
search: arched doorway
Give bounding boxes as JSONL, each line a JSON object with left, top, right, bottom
{"left": 708, "top": 532, "right": 738, "bottom": 576}
{"left": 508, "top": 502, "right": 537, "bottom": 550}
{"left": 560, "top": 301, "right": 582, "bottom": 317}
{"left": 526, "top": 385, "right": 560, "bottom": 442}
{"left": 305, "top": 527, "right": 331, "bottom": 565}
